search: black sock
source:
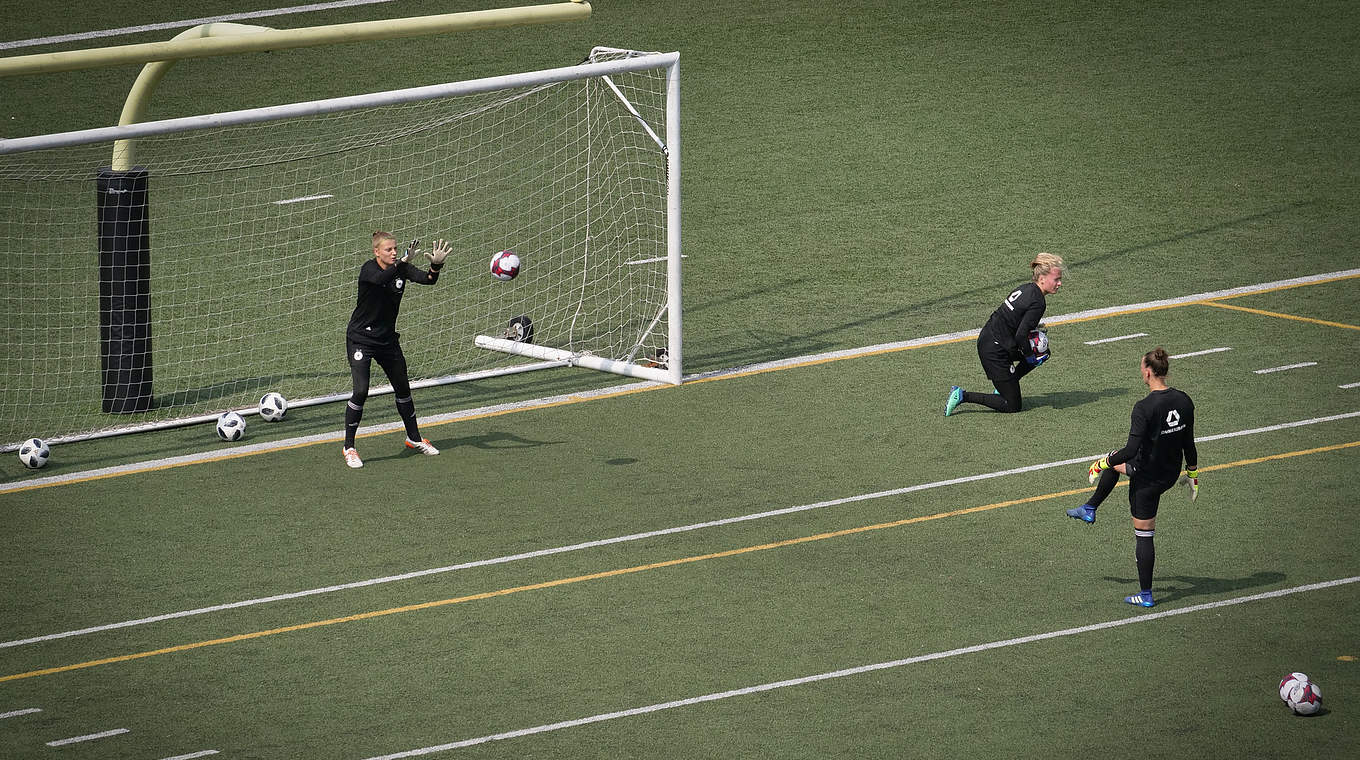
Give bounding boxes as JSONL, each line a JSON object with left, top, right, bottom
{"left": 1087, "top": 468, "right": 1119, "bottom": 509}
{"left": 1135, "top": 529, "right": 1155, "bottom": 592}
{"left": 962, "top": 390, "right": 1007, "bottom": 412}
{"left": 396, "top": 396, "right": 420, "bottom": 441}
{"left": 344, "top": 400, "right": 363, "bottom": 449}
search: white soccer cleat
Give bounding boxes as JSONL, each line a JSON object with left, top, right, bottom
{"left": 405, "top": 438, "right": 440, "bottom": 456}
{"left": 343, "top": 447, "right": 364, "bottom": 469}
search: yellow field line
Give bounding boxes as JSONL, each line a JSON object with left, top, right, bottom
{"left": 4, "top": 438, "right": 1357, "bottom": 685}
{"left": 1198, "top": 301, "right": 1360, "bottom": 331}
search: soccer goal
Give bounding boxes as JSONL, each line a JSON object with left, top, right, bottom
{"left": 0, "top": 46, "right": 681, "bottom": 450}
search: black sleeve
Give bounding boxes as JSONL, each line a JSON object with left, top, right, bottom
{"left": 1107, "top": 403, "right": 1148, "bottom": 467}
{"left": 361, "top": 260, "right": 403, "bottom": 287}
{"left": 399, "top": 260, "right": 440, "bottom": 285}
{"left": 1014, "top": 304, "right": 1044, "bottom": 359}
{"left": 1183, "top": 403, "right": 1198, "bottom": 471}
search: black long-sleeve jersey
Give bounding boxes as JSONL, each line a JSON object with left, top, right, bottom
{"left": 979, "top": 282, "right": 1047, "bottom": 360}
{"left": 346, "top": 259, "right": 440, "bottom": 348}
{"left": 1107, "top": 388, "right": 1198, "bottom": 485}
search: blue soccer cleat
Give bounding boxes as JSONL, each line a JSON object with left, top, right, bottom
{"left": 1124, "top": 590, "right": 1155, "bottom": 608}
{"left": 1065, "top": 504, "right": 1096, "bottom": 523}
{"left": 945, "top": 386, "right": 964, "bottom": 417}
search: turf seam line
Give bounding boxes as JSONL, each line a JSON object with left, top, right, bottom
{"left": 4, "top": 413, "right": 1358, "bottom": 652}
{"left": 358, "top": 576, "right": 1360, "bottom": 758}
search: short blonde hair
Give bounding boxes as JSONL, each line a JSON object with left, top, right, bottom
{"left": 1031, "top": 252, "right": 1065, "bottom": 283}
{"left": 371, "top": 230, "right": 395, "bottom": 249}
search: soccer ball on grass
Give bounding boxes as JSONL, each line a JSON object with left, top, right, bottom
{"left": 258, "top": 392, "right": 288, "bottom": 422}
{"left": 490, "top": 249, "right": 520, "bottom": 281}
{"left": 1279, "top": 672, "right": 1322, "bottom": 715}
{"left": 216, "top": 411, "right": 247, "bottom": 442}
{"left": 18, "top": 437, "right": 49, "bottom": 469}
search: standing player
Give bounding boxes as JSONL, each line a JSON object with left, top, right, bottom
{"left": 1067, "top": 347, "right": 1200, "bottom": 608}
{"left": 342, "top": 232, "right": 451, "bottom": 469}
{"left": 945, "top": 252, "right": 1065, "bottom": 415}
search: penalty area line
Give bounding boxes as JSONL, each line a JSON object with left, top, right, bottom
{"left": 361, "top": 575, "right": 1360, "bottom": 758}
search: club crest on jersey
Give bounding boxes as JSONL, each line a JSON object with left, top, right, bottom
{"left": 395, "top": 278, "right": 405, "bottom": 290}
{"left": 1163, "top": 409, "right": 1185, "bottom": 433}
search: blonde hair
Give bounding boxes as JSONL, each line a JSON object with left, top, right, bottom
{"left": 1030, "top": 252, "right": 1065, "bottom": 283}
{"left": 371, "top": 230, "right": 395, "bottom": 249}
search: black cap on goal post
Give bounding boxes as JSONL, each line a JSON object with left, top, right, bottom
{"left": 97, "top": 167, "right": 154, "bottom": 414}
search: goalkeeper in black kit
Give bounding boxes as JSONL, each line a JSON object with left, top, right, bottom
{"left": 945, "top": 252, "right": 1065, "bottom": 415}
{"left": 342, "top": 232, "right": 451, "bottom": 469}
{"left": 1067, "top": 347, "right": 1200, "bottom": 608}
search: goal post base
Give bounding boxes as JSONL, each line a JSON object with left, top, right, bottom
{"left": 475, "top": 336, "right": 679, "bottom": 385}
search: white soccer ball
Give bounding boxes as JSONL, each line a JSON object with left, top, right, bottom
{"left": 258, "top": 392, "right": 288, "bottom": 422}
{"left": 490, "top": 249, "right": 520, "bottom": 281}
{"left": 216, "top": 411, "right": 246, "bottom": 442}
{"left": 18, "top": 437, "right": 49, "bottom": 469}
{"left": 1280, "top": 673, "right": 1322, "bottom": 715}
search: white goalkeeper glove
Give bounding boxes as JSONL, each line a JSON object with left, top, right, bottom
{"left": 1178, "top": 468, "right": 1200, "bottom": 501}
{"left": 428, "top": 239, "right": 450, "bottom": 270}
{"left": 399, "top": 238, "right": 420, "bottom": 264}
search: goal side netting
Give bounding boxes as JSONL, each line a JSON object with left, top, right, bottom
{"left": 0, "top": 47, "right": 681, "bottom": 450}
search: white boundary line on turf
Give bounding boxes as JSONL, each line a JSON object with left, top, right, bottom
{"left": 0, "top": 0, "right": 398, "bottom": 50}
{"left": 1171, "top": 347, "right": 1232, "bottom": 359}
{"left": 1254, "top": 362, "right": 1318, "bottom": 374}
{"left": 1084, "top": 332, "right": 1147, "bottom": 345}
{"left": 5, "top": 267, "right": 1358, "bottom": 495}
{"left": 0, "top": 708, "right": 41, "bottom": 719}
{"left": 360, "top": 575, "right": 1360, "bottom": 758}
{"left": 46, "top": 727, "right": 129, "bottom": 746}
{"left": 4, "top": 409, "right": 1357, "bottom": 651}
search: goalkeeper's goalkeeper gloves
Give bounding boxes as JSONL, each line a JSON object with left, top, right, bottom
{"left": 399, "top": 238, "right": 420, "bottom": 264}
{"left": 1180, "top": 468, "right": 1200, "bottom": 501}
{"left": 428, "top": 239, "right": 450, "bottom": 270}
{"left": 1087, "top": 456, "right": 1109, "bottom": 484}
{"left": 1024, "top": 352, "right": 1048, "bottom": 368}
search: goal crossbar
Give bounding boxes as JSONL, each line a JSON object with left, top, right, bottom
{"left": 0, "top": 52, "right": 679, "bottom": 155}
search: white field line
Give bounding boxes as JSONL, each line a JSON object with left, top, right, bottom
{"left": 46, "top": 728, "right": 129, "bottom": 746}
{"left": 1254, "top": 362, "right": 1318, "bottom": 375}
{"left": 4, "top": 409, "right": 1357, "bottom": 652}
{"left": 1171, "top": 347, "right": 1232, "bottom": 359}
{"left": 0, "top": 708, "right": 41, "bottom": 719}
{"left": 0, "top": 0, "right": 397, "bottom": 50}
{"left": 160, "top": 751, "right": 219, "bottom": 760}
{"left": 1084, "top": 332, "right": 1147, "bottom": 345}
{"left": 5, "top": 267, "right": 1358, "bottom": 496}
{"left": 1342, "top": 382, "right": 1360, "bottom": 389}
{"left": 360, "top": 575, "right": 1360, "bottom": 759}
{"left": 272, "top": 193, "right": 333, "bottom": 205}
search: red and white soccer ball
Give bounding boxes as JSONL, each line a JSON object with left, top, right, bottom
{"left": 1029, "top": 328, "right": 1050, "bottom": 357}
{"left": 1279, "top": 672, "right": 1322, "bottom": 715}
{"left": 490, "top": 249, "right": 520, "bottom": 281}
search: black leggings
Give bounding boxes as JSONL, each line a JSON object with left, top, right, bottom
{"left": 347, "top": 341, "right": 413, "bottom": 404}
{"left": 964, "top": 337, "right": 1034, "bottom": 413}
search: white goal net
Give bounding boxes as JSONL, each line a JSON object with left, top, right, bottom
{"left": 0, "top": 47, "right": 681, "bottom": 450}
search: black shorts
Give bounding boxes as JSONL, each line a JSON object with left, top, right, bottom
{"left": 1128, "top": 475, "right": 1175, "bottom": 521}
{"left": 976, "top": 336, "right": 1019, "bottom": 384}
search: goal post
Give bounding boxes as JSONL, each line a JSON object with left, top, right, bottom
{"left": 0, "top": 47, "right": 681, "bottom": 449}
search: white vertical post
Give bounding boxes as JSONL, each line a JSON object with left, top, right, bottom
{"left": 664, "top": 56, "right": 683, "bottom": 384}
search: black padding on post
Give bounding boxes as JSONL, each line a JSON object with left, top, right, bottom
{"left": 97, "top": 167, "right": 154, "bottom": 413}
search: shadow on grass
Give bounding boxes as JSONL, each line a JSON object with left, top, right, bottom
{"left": 1101, "top": 570, "right": 1287, "bottom": 604}
{"left": 1023, "top": 387, "right": 1129, "bottom": 410}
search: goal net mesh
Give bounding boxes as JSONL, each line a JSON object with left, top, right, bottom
{"left": 0, "top": 48, "right": 674, "bottom": 448}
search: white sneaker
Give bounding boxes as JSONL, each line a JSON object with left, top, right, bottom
{"left": 405, "top": 438, "right": 440, "bottom": 456}
{"left": 343, "top": 447, "right": 363, "bottom": 468}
